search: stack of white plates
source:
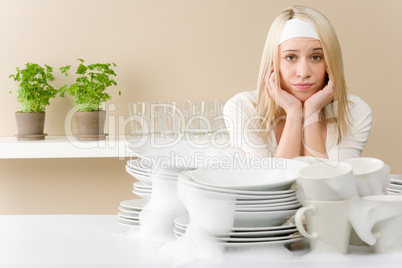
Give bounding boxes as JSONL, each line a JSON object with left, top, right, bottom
{"left": 388, "top": 174, "right": 402, "bottom": 195}
{"left": 179, "top": 171, "right": 302, "bottom": 228}
{"left": 126, "top": 158, "right": 195, "bottom": 199}
{"left": 118, "top": 199, "right": 148, "bottom": 228}
{"left": 173, "top": 215, "right": 304, "bottom": 247}
{"left": 133, "top": 182, "right": 153, "bottom": 200}
{"left": 178, "top": 159, "right": 309, "bottom": 229}
{"left": 125, "top": 159, "right": 184, "bottom": 184}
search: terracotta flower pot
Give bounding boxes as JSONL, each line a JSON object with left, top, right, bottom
{"left": 15, "top": 112, "right": 47, "bottom": 141}
{"left": 74, "top": 110, "right": 107, "bottom": 141}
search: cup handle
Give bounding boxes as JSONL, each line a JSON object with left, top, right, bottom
{"left": 295, "top": 205, "right": 318, "bottom": 240}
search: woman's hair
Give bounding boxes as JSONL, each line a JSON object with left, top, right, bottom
{"left": 256, "top": 5, "right": 351, "bottom": 146}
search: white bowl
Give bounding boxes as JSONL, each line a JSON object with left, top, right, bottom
{"left": 191, "top": 158, "right": 308, "bottom": 191}
{"left": 233, "top": 209, "right": 297, "bottom": 227}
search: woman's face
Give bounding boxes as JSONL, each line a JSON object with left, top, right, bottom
{"left": 278, "top": 37, "right": 327, "bottom": 102}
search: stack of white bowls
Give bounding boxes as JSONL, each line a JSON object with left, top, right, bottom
{"left": 174, "top": 159, "right": 309, "bottom": 247}
{"left": 388, "top": 174, "right": 402, "bottom": 195}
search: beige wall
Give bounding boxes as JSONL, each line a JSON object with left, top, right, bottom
{"left": 0, "top": 0, "right": 401, "bottom": 214}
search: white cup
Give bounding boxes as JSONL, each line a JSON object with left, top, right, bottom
{"left": 297, "top": 162, "right": 358, "bottom": 201}
{"left": 295, "top": 200, "right": 352, "bottom": 254}
{"left": 359, "top": 195, "right": 402, "bottom": 253}
{"left": 372, "top": 214, "right": 402, "bottom": 253}
{"left": 343, "top": 157, "right": 390, "bottom": 196}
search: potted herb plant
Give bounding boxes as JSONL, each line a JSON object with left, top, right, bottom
{"left": 60, "top": 59, "right": 120, "bottom": 141}
{"left": 9, "top": 63, "right": 58, "bottom": 141}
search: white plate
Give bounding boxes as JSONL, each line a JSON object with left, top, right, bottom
{"left": 236, "top": 200, "right": 299, "bottom": 208}
{"left": 118, "top": 216, "right": 139, "bottom": 223}
{"left": 388, "top": 183, "right": 402, "bottom": 191}
{"left": 126, "top": 165, "right": 178, "bottom": 180}
{"left": 234, "top": 193, "right": 297, "bottom": 200}
{"left": 132, "top": 190, "right": 152, "bottom": 200}
{"left": 173, "top": 232, "right": 305, "bottom": 247}
{"left": 118, "top": 211, "right": 140, "bottom": 219}
{"left": 174, "top": 215, "right": 297, "bottom": 232}
{"left": 234, "top": 209, "right": 297, "bottom": 227}
{"left": 126, "top": 169, "right": 153, "bottom": 184}
{"left": 174, "top": 228, "right": 302, "bottom": 242}
{"left": 191, "top": 159, "right": 308, "bottom": 191}
{"left": 120, "top": 199, "right": 148, "bottom": 210}
{"left": 387, "top": 188, "right": 400, "bottom": 193}
{"left": 119, "top": 217, "right": 140, "bottom": 225}
{"left": 133, "top": 187, "right": 152, "bottom": 194}
{"left": 118, "top": 219, "right": 140, "bottom": 228}
{"left": 127, "top": 159, "right": 187, "bottom": 176}
{"left": 235, "top": 203, "right": 301, "bottom": 211}
{"left": 119, "top": 205, "right": 141, "bottom": 213}
{"left": 133, "top": 182, "right": 152, "bottom": 190}
{"left": 221, "top": 236, "right": 305, "bottom": 247}
{"left": 174, "top": 224, "right": 298, "bottom": 238}
{"left": 390, "top": 174, "right": 402, "bottom": 185}
{"left": 179, "top": 172, "right": 297, "bottom": 197}
{"left": 236, "top": 196, "right": 297, "bottom": 205}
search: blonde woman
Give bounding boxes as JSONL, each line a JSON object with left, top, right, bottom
{"left": 224, "top": 5, "right": 372, "bottom": 161}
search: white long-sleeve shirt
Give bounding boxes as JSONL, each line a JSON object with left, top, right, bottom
{"left": 223, "top": 90, "right": 372, "bottom": 161}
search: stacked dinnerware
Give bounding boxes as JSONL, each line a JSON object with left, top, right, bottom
{"left": 118, "top": 199, "right": 147, "bottom": 228}
{"left": 387, "top": 174, "right": 402, "bottom": 195}
{"left": 125, "top": 158, "right": 186, "bottom": 199}
{"left": 173, "top": 214, "right": 303, "bottom": 247}
{"left": 174, "top": 158, "right": 309, "bottom": 247}
{"left": 119, "top": 158, "right": 194, "bottom": 230}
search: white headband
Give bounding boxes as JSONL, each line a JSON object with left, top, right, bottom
{"left": 279, "top": 19, "right": 320, "bottom": 44}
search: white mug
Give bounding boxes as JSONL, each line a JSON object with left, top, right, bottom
{"left": 343, "top": 157, "right": 390, "bottom": 196}
{"left": 359, "top": 195, "right": 402, "bottom": 252}
{"left": 297, "top": 162, "right": 358, "bottom": 201}
{"left": 295, "top": 200, "right": 351, "bottom": 254}
{"left": 372, "top": 214, "right": 402, "bottom": 253}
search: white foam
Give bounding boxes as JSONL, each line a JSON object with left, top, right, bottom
{"left": 159, "top": 179, "right": 236, "bottom": 265}
{"left": 139, "top": 177, "right": 186, "bottom": 243}
{"left": 347, "top": 197, "right": 402, "bottom": 246}
{"left": 225, "top": 243, "right": 292, "bottom": 261}
{"left": 302, "top": 243, "right": 353, "bottom": 261}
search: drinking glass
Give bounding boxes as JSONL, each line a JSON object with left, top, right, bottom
{"left": 186, "top": 101, "right": 211, "bottom": 138}
{"left": 129, "top": 102, "right": 150, "bottom": 137}
{"left": 210, "top": 100, "right": 228, "bottom": 138}
{"left": 161, "top": 102, "right": 183, "bottom": 138}
{"left": 150, "top": 101, "right": 164, "bottom": 137}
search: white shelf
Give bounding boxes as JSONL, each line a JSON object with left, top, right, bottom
{"left": 0, "top": 136, "right": 134, "bottom": 159}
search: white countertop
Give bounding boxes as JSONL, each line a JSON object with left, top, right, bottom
{"left": 0, "top": 215, "right": 401, "bottom": 268}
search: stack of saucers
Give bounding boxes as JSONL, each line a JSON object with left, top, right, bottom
{"left": 175, "top": 158, "right": 309, "bottom": 247}
{"left": 118, "top": 199, "right": 148, "bottom": 228}
{"left": 388, "top": 174, "right": 402, "bottom": 195}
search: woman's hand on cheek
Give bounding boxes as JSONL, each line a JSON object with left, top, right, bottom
{"left": 265, "top": 71, "right": 302, "bottom": 116}
{"left": 303, "top": 75, "right": 334, "bottom": 117}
